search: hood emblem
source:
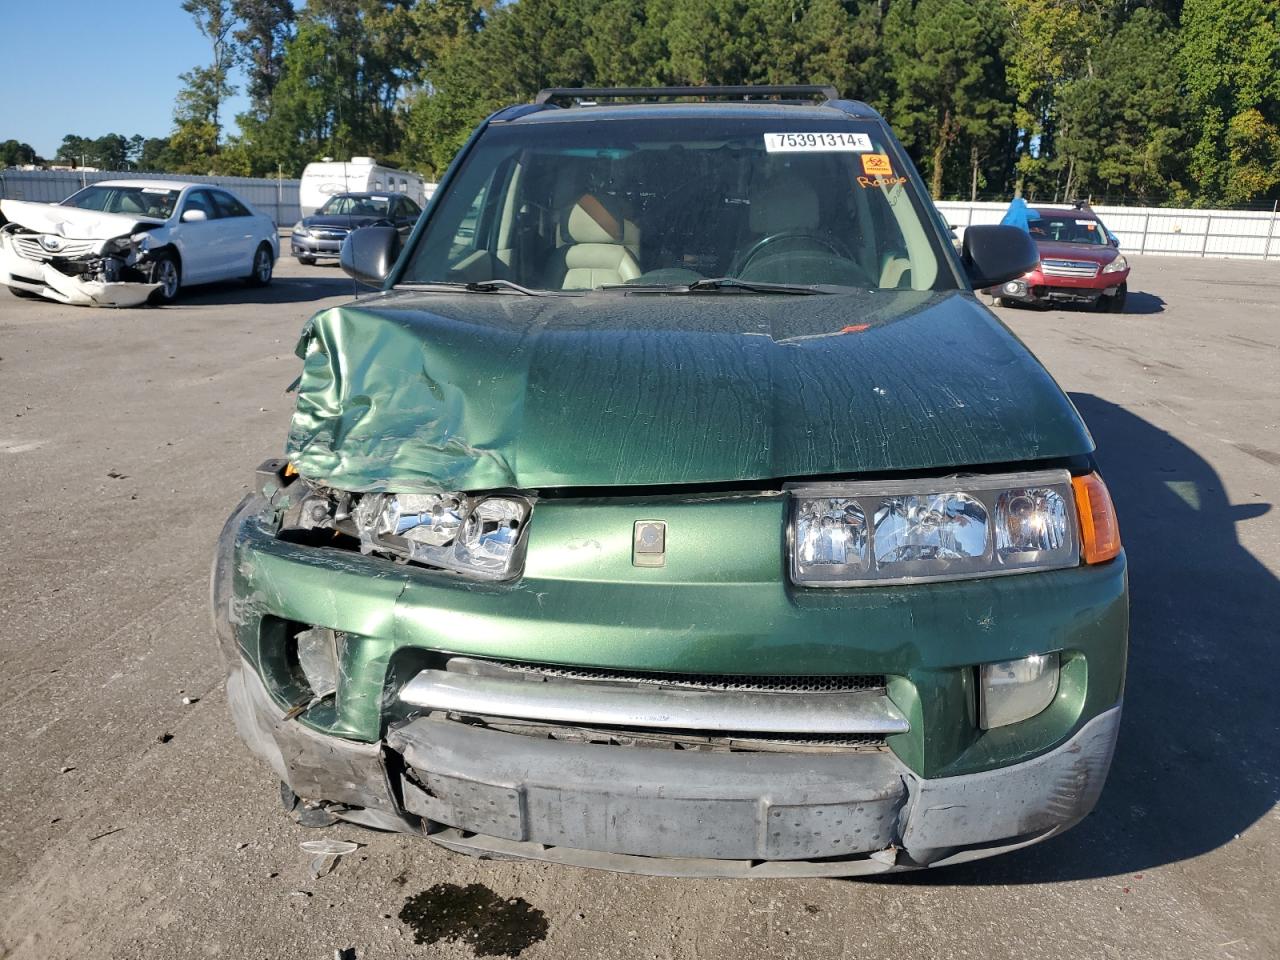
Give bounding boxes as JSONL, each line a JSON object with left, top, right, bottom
{"left": 39, "top": 235, "right": 64, "bottom": 252}
{"left": 632, "top": 520, "right": 666, "bottom": 567}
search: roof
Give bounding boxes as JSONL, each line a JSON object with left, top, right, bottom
{"left": 1031, "top": 205, "right": 1097, "bottom": 217}
{"left": 503, "top": 100, "right": 882, "bottom": 125}
{"left": 494, "top": 87, "right": 883, "bottom": 125}
{"left": 88, "top": 179, "right": 205, "bottom": 191}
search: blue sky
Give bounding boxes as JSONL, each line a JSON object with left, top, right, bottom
{"left": 0, "top": 2, "right": 251, "bottom": 159}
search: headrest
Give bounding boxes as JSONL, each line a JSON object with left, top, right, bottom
{"left": 749, "top": 181, "right": 820, "bottom": 233}
{"left": 566, "top": 194, "right": 624, "bottom": 244}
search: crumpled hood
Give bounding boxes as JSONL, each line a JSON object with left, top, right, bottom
{"left": 286, "top": 289, "right": 1093, "bottom": 492}
{"left": 0, "top": 199, "right": 161, "bottom": 240}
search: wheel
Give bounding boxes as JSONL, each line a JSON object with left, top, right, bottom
{"left": 1103, "top": 281, "right": 1127, "bottom": 313}
{"left": 296, "top": 254, "right": 316, "bottom": 266}
{"left": 247, "top": 243, "right": 274, "bottom": 286}
{"left": 147, "top": 252, "right": 181, "bottom": 305}
{"left": 991, "top": 296, "right": 1008, "bottom": 308}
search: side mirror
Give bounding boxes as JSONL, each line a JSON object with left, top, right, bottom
{"left": 962, "top": 224, "right": 1039, "bottom": 290}
{"left": 181, "top": 209, "right": 208, "bottom": 223}
{"left": 340, "top": 225, "right": 400, "bottom": 286}
{"left": 1110, "top": 234, "right": 1121, "bottom": 248}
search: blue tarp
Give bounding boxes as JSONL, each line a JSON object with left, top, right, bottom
{"left": 999, "top": 198, "right": 1040, "bottom": 233}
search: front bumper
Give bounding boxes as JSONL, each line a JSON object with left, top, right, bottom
{"left": 0, "top": 239, "right": 158, "bottom": 307}
{"left": 987, "top": 268, "right": 1129, "bottom": 307}
{"left": 215, "top": 490, "right": 1127, "bottom": 875}
{"left": 291, "top": 233, "right": 345, "bottom": 258}
{"left": 227, "top": 656, "right": 1120, "bottom": 876}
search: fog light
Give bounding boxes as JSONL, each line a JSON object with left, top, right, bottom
{"left": 979, "top": 652, "right": 1060, "bottom": 729}
{"left": 294, "top": 626, "right": 342, "bottom": 701}
{"left": 1003, "top": 280, "right": 1026, "bottom": 296}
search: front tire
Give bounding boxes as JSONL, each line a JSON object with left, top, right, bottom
{"left": 296, "top": 254, "right": 316, "bottom": 266}
{"left": 1103, "top": 281, "right": 1127, "bottom": 313}
{"left": 247, "top": 243, "right": 274, "bottom": 286}
{"left": 148, "top": 252, "right": 181, "bottom": 305}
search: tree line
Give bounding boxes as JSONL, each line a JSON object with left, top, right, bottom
{"left": 8, "top": 0, "right": 1279, "bottom": 208}
{"left": 0, "top": 134, "right": 176, "bottom": 173}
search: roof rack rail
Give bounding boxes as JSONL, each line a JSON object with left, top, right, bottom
{"left": 534, "top": 85, "right": 841, "bottom": 106}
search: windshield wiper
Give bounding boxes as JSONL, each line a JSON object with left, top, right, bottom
{"left": 686, "top": 277, "right": 827, "bottom": 295}
{"left": 393, "top": 279, "right": 556, "bottom": 296}
{"left": 463, "top": 279, "right": 549, "bottom": 296}
{"left": 598, "top": 277, "right": 831, "bottom": 295}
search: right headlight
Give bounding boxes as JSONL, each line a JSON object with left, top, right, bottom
{"left": 789, "top": 470, "right": 1081, "bottom": 586}
{"left": 352, "top": 491, "right": 532, "bottom": 581}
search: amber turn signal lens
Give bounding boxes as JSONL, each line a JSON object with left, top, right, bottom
{"left": 1072, "top": 472, "right": 1120, "bottom": 564}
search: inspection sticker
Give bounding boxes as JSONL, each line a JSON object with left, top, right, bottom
{"left": 764, "top": 132, "right": 872, "bottom": 153}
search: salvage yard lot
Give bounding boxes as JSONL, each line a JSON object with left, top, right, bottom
{"left": 0, "top": 257, "right": 1277, "bottom": 959}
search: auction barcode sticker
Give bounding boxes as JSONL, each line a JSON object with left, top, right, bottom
{"left": 764, "top": 132, "right": 873, "bottom": 153}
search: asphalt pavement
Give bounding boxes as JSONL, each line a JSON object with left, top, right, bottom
{"left": 0, "top": 256, "right": 1276, "bottom": 960}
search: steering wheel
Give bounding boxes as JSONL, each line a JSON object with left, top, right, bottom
{"left": 735, "top": 232, "right": 852, "bottom": 276}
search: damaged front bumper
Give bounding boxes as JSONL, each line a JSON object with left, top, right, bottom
{"left": 0, "top": 223, "right": 159, "bottom": 307}
{"left": 227, "top": 651, "right": 1120, "bottom": 877}
{"left": 215, "top": 484, "right": 1127, "bottom": 876}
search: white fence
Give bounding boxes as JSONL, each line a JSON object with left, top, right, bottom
{"left": 935, "top": 200, "right": 1280, "bottom": 261}
{"left": 0, "top": 169, "right": 302, "bottom": 225}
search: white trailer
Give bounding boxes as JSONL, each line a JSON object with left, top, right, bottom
{"left": 299, "top": 157, "right": 435, "bottom": 216}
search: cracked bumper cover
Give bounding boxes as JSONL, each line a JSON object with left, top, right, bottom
{"left": 227, "top": 657, "right": 1120, "bottom": 876}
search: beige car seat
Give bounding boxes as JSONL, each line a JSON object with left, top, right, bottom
{"left": 556, "top": 194, "right": 641, "bottom": 289}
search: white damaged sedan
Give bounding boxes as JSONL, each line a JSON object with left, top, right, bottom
{"left": 0, "top": 180, "right": 278, "bottom": 307}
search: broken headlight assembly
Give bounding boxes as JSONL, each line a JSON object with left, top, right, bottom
{"left": 788, "top": 470, "right": 1105, "bottom": 586}
{"left": 294, "top": 487, "right": 532, "bottom": 581}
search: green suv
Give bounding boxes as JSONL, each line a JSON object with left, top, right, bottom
{"left": 213, "top": 86, "right": 1126, "bottom": 877}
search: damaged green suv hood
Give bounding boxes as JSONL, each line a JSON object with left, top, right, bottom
{"left": 286, "top": 289, "right": 1092, "bottom": 492}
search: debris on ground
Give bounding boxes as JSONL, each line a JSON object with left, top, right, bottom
{"left": 300, "top": 839, "right": 360, "bottom": 878}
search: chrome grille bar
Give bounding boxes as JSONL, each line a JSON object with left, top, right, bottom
{"left": 398, "top": 668, "right": 910, "bottom": 735}
{"left": 1040, "top": 258, "right": 1099, "bottom": 278}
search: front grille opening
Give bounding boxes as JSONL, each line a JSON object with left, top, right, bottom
{"left": 450, "top": 657, "right": 886, "bottom": 694}
{"left": 438, "top": 712, "right": 888, "bottom": 754}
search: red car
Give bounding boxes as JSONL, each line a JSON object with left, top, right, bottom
{"left": 986, "top": 206, "right": 1130, "bottom": 312}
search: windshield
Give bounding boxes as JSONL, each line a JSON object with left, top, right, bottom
{"left": 319, "top": 195, "right": 391, "bottom": 217}
{"left": 1029, "top": 213, "right": 1109, "bottom": 245}
{"left": 401, "top": 116, "right": 953, "bottom": 292}
{"left": 61, "top": 185, "right": 179, "bottom": 219}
